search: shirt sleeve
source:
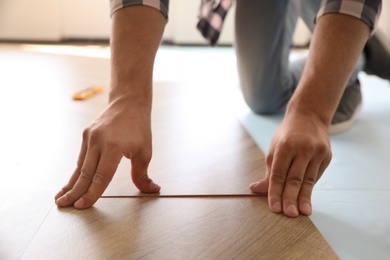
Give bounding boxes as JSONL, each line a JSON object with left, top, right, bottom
{"left": 110, "top": 0, "right": 169, "bottom": 19}
{"left": 316, "top": 0, "right": 382, "bottom": 34}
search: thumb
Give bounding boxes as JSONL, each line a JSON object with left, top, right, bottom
{"left": 131, "top": 155, "right": 161, "bottom": 193}
{"left": 249, "top": 177, "right": 269, "bottom": 195}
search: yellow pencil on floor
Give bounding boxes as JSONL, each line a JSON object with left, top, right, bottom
{"left": 72, "top": 85, "right": 104, "bottom": 100}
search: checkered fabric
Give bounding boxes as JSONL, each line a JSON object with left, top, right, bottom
{"left": 317, "top": 0, "right": 382, "bottom": 35}
{"left": 196, "top": 0, "right": 234, "bottom": 46}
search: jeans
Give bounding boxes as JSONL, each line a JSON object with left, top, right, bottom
{"left": 235, "top": 0, "right": 364, "bottom": 115}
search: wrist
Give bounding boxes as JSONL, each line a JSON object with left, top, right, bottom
{"left": 286, "top": 76, "right": 338, "bottom": 128}
{"left": 286, "top": 100, "right": 332, "bottom": 130}
{"left": 108, "top": 92, "right": 152, "bottom": 118}
{"left": 109, "top": 81, "right": 152, "bottom": 107}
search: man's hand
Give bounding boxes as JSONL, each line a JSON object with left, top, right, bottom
{"left": 55, "top": 101, "right": 160, "bottom": 209}
{"left": 250, "top": 13, "right": 370, "bottom": 218}
{"left": 250, "top": 111, "right": 331, "bottom": 217}
{"left": 54, "top": 6, "right": 166, "bottom": 209}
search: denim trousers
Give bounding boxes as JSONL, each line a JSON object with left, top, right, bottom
{"left": 235, "top": 0, "right": 364, "bottom": 114}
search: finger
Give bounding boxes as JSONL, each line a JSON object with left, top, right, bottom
{"left": 74, "top": 151, "right": 122, "bottom": 209}
{"left": 55, "top": 168, "right": 82, "bottom": 201}
{"left": 56, "top": 147, "right": 100, "bottom": 207}
{"left": 317, "top": 150, "right": 332, "bottom": 180}
{"left": 249, "top": 176, "right": 269, "bottom": 195}
{"left": 249, "top": 146, "right": 274, "bottom": 194}
{"left": 131, "top": 152, "right": 160, "bottom": 193}
{"left": 249, "top": 163, "right": 271, "bottom": 195}
{"left": 268, "top": 150, "right": 293, "bottom": 214}
{"left": 298, "top": 154, "right": 331, "bottom": 215}
{"left": 282, "top": 157, "right": 312, "bottom": 218}
{"left": 55, "top": 136, "right": 88, "bottom": 200}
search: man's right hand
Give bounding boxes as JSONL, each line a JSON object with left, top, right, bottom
{"left": 54, "top": 6, "right": 167, "bottom": 209}
{"left": 54, "top": 99, "right": 160, "bottom": 209}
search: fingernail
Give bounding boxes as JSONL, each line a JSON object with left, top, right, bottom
{"left": 287, "top": 205, "right": 299, "bottom": 217}
{"left": 56, "top": 195, "right": 67, "bottom": 205}
{"left": 272, "top": 202, "right": 282, "bottom": 212}
{"left": 74, "top": 198, "right": 84, "bottom": 209}
{"left": 301, "top": 203, "right": 312, "bottom": 215}
{"left": 150, "top": 182, "right": 161, "bottom": 193}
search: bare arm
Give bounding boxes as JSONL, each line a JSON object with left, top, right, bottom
{"left": 289, "top": 14, "right": 369, "bottom": 126}
{"left": 251, "top": 14, "right": 369, "bottom": 217}
{"left": 110, "top": 6, "right": 166, "bottom": 106}
{"left": 55, "top": 6, "right": 166, "bottom": 209}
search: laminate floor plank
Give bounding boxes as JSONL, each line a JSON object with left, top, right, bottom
{"left": 0, "top": 45, "right": 337, "bottom": 259}
{"left": 0, "top": 46, "right": 110, "bottom": 259}
{"left": 104, "top": 82, "right": 265, "bottom": 196}
{"left": 0, "top": 44, "right": 264, "bottom": 197}
{"left": 22, "top": 197, "right": 338, "bottom": 260}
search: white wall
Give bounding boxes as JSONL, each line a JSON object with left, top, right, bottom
{"left": 378, "top": 0, "right": 390, "bottom": 43}
{"left": 0, "top": 0, "right": 62, "bottom": 41}
{"left": 0, "top": 0, "right": 110, "bottom": 41}
{"left": 60, "top": 0, "right": 111, "bottom": 39}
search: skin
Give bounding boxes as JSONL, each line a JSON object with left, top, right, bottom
{"left": 55, "top": 6, "right": 166, "bottom": 208}
{"left": 55, "top": 6, "right": 370, "bottom": 217}
{"left": 250, "top": 14, "right": 369, "bottom": 217}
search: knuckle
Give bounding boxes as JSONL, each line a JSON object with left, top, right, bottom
{"left": 87, "top": 130, "right": 122, "bottom": 150}
{"left": 278, "top": 137, "right": 295, "bottom": 151}
{"left": 82, "top": 128, "right": 90, "bottom": 140}
{"left": 102, "top": 138, "right": 119, "bottom": 150}
{"left": 286, "top": 176, "right": 303, "bottom": 186}
{"left": 80, "top": 168, "right": 93, "bottom": 180}
{"left": 316, "top": 143, "right": 330, "bottom": 158}
{"left": 270, "top": 173, "right": 286, "bottom": 183}
{"left": 92, "top": 173, "right": 105, "bottom": 185}
{"left": 303, "top": 176, "right": 316, "bottom": 186}
{"left": 299, "top": 142, "right": 315, "bottom": 157}
{"left": 316, "top": 142, "right": 329, "bottom": 157}
{"left": 88, "top": 129, "right": 102, "bottom": 143}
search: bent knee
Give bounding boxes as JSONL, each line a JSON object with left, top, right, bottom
{"left": 239, "top": 76, "right": 291, "bottom": 115}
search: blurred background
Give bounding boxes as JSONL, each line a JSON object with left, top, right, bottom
{"left": 1, "top": 0, "right": 388, "bottom": 46}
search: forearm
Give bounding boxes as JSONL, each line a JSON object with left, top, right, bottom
{"left": 287, "top": 14, "right": 370, "bottom": 126}
{"left": 109, "top": 6, "right": 166, "bottom": 110}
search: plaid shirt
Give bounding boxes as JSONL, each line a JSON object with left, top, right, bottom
{"left": 110, "top": 0, "right": 382, "bottom": 46}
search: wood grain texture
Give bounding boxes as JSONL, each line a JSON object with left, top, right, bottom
{"left": 23, "top": 197, "right": 338, "bottom": 260}
{"left": 104, "top": 82, "right": 265, "bottom": 196}
{"left": 0, "top": 45, "right": 110, "bottom": 259}
{"left": 0, "top": 44, "right": 266, "bottom": 197}
{"left": 0, "top": 45, "right": 337, "bottom": 259}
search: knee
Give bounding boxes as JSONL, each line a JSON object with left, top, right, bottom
{"left": 244, "top": 96, "right": 282, "bottom": 115}
{"left": 240, "top": 79, "right": 288, "bottom": 116}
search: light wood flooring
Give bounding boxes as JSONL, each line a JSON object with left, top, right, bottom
{"left": 0, "top": 44, "right": 338, "bottom": 259}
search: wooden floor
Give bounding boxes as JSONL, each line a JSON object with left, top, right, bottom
{"left": 0, "top": 44, "right": 338, "bottom": 259}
